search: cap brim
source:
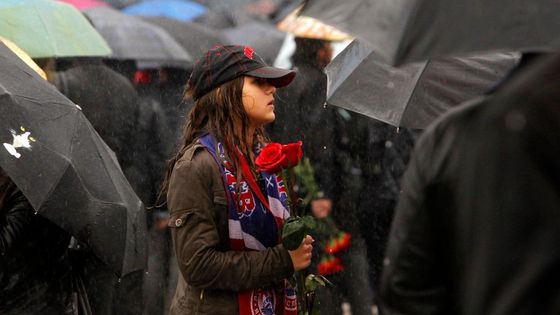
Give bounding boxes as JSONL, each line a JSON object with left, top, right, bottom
{"left": 246, "top": 66, "right": 296, "bottom": 88}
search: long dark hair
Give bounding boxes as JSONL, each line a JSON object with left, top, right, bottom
{"left": 157, "top": 76, "right": 268, "bottom": 205}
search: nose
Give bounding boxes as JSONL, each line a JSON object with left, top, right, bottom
{"left": 266, "top": 84, "right": 276, "bottom": 95}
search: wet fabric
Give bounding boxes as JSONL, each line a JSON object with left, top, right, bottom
{"left": 326, "top": 40, "right": 519, "bottom": 128}
{"left": 0, "top": 184, "right": 73, "bottom": 314}
{"left": 200, "top": 133, "right": 297, "bottom": 315}
{"left": 301, "top": 0, "right": 560, "bottom": 65}
{"left": 381, "top": 54, "right": 560, "bottom": 314}
{"left": 166, "top": 141, "right": 293, "bottom": 315}
{"left": 0, "top": 42, "right": 147, "bottom": 277}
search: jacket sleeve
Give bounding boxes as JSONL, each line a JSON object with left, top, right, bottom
{"left": 167, "top": 149, "right": 294, "bottom": 291}
{"left": 0, "top": 189, "right": 33, "bottom": 257}
{"left": 379, "top": 129, "right": 449, "bottom": 315}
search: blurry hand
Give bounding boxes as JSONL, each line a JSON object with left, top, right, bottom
{"left": 288, "top": 235, "right": 314, "bottom": 271}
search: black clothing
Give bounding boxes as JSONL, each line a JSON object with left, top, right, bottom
{"left": 381, "top": 54, "right": 560, "bottom": 314}
{"left": 0, "top": 185, "right": 73, "bottom": 314}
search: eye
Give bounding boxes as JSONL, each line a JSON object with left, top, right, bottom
{"left": 254, "top": 78, "right": 268, "bottom": 86}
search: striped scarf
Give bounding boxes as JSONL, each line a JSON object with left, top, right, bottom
{"left": 200, "top": 134, "right": 297, "bottom": 315}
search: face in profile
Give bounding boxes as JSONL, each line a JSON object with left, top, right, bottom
{"left": 242, "top": 76, "right": 277, "bottom": 127}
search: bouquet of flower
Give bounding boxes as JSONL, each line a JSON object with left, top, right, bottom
{"left": 255, "top": 141, "right": 331, "bottom": 315}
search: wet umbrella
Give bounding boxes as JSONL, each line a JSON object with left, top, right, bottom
{"left": 84, "top": 7, "right": 193, "bottom": 69}
{"left": 102, "top": 0, "right": 139, "bottom": 8}
{"left": 142, "top": 17, "right": 226, "bottom": 58}
{"left": 0, "top": 36, "right": 46, "bottom": 80}
{"left": 301, "top": 0, "right": 560, "bottom": 66}
{"left": 224, "top": 22, "right": 285, "bottom": 64}
{"left": 58, "top": 0, "right": 108, "bottom": 10}
{"left": 0, "top": 0, "right": 111, "bottom": 58}
{"left": 277, "top": 5, "right": 352, "bottom": 41}
{"left": 123, "top": 0, "right": 207, "bottom": 22}
{"left": 326, "top": 40, "right": 519, "bottom": 128}
{"left": 0, "top": 42, "right": 147, "bottom": 276}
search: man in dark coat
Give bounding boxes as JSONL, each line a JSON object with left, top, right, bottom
{"left": 380, "top": 54, "right": 560, "bottom": 314}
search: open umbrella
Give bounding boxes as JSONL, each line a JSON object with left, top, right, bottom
{"left": 224, "top": 22, "right": 285, "bottom": 64}
{"left": 142, "top": 17, "right": 226, "bottom": 58}
{"left": 301, "top": 0, "right": 560, "bottom": 66}
{"left": 58, "top": 0, "right": 108, "bottom": 10}
{"left": 0, "top": 42, "right": 147, "bottom": 276}
{"left": 0, "top": 37, "right": 46, "bottom": 80}
{"left": 123, "top": 0, "right": 207, "bottom": 22}
{"left": 326, "top": 40, "right": 519, "bottom": 129}
{"left": 0, "top": 0, "right": 111, "bottom": 58}
{"left": 84, "top": 7, "right": 193, "bottom": 69}
{"left": 277, "top": 4, "right": 352, "bottom": 41}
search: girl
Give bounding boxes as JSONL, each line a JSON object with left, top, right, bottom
{"left": 161, "top": 45, "right": 313, "bottom": 315}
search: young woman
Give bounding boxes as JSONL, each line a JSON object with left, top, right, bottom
{"left": 161, "top": 45, "right": 313, "bottom": 315}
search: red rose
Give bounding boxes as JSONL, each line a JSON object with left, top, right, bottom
{"left": 281, "top": 141, "right": 303, "bottom": 168}
{"left": 255, "top": 143, "right": 286, "bottom": 173}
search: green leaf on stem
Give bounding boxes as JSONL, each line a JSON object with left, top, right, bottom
{"left": 282, "top": 216, "right": 307, "bottom": 250}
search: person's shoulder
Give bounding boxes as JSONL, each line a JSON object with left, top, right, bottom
{"left": 174, "top": 140, "right": 217, "bottom": 175}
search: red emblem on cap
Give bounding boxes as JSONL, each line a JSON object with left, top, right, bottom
{"left": 244, "top": 46, "right": 254, "bottom": 60}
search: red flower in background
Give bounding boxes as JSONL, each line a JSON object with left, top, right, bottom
{"left": 325, "top": 232, "right": 352, "bottom": 254}
{"left": 318, "top": 256, "right": 344, "bottom": 275}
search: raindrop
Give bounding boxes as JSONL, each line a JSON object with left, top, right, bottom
{"left": 383, "top": 258, "right": 391, "bottom": 266}
{"left": 117, "top": 278, "right": 122, "bottom": 283}
{"left": 323, "top": 146, "right": 327, "bottom": 150}
{"left": 387, "top": 81, "right": 395, "bottom": 89}
{"left": 323, "top": 102, "right": 328, "bottom": 109}
{"left": 385, "top": 141, "right": 393, "bottom": 148}
{"left": 34, "top": 210, "right": 38, "bottom": 215}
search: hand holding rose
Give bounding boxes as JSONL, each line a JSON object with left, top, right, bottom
{"left": 288, "top": 235, "right": 314, "bottom": 271}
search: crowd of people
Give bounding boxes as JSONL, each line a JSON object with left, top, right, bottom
{"left": 5, "top": 1, "right": 558, "bottom": 315}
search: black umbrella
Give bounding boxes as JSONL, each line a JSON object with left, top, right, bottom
{"left": 301, "top": 0, "right": 560, "bottom": 66}
{"left": 224, "top": 21, "right": 285, "bottom": 64}
{"left": 84, "top": 7, "right": 192, "bottom": 69}
{"left": 102, "top": 0, "right": 140, "bottom": 9}
{"left": 0, "top": 42, "right": 147, "bottom": 276}
{"left": 326, "top": 40, "right": 519, "bottom": 129}
{"left": 142, "top": 17, "right": 227, "bottom": 59}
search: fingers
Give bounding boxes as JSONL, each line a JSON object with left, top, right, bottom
{"left": 303, "top": 235, "right": 314, "bottom": 245}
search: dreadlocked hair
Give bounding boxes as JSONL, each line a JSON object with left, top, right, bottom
{"left": 157, "top": 76, "right": 269, "bottom": 207}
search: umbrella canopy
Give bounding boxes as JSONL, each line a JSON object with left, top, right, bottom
{"left": 327, "top": 40, "right": 519, "bottom": 129}
{"left": 84, "top": 7, "right": 193, "bottom": 69}
{"left": 58, "top": 0, "right": 108, "bottom": 10}
{"left": 0, "top": 0, "right": 111, "bottom": 58}
{"left": 0, "top": 42, "right": 147, "bottom": 276}
{"left": 0, "top": 37, "right": 46, "bottom": 80}
{"left": 142, "top": 17, "right": 226, "bottom": 59}
{"left": 224, "top": 22, "right": 285, "bottom": 64}
{"left": 277, "top": 5, "right": 352, "bottom": 41}
{"left": 123, "top": 0, "right": 207, "bottom": 22}
{"left": 301, "top": 0, "right": 560, "bottom": 66}
{"left": 102, "top": 0, "right": 139, "bottom": 8}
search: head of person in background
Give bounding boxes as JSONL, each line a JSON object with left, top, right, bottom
{"left": 292, "top": 37, "right": 333, "bottom": 69}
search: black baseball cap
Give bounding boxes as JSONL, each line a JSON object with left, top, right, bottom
{"left": 187, "top": 45, "right": 296, "bottom": 100}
